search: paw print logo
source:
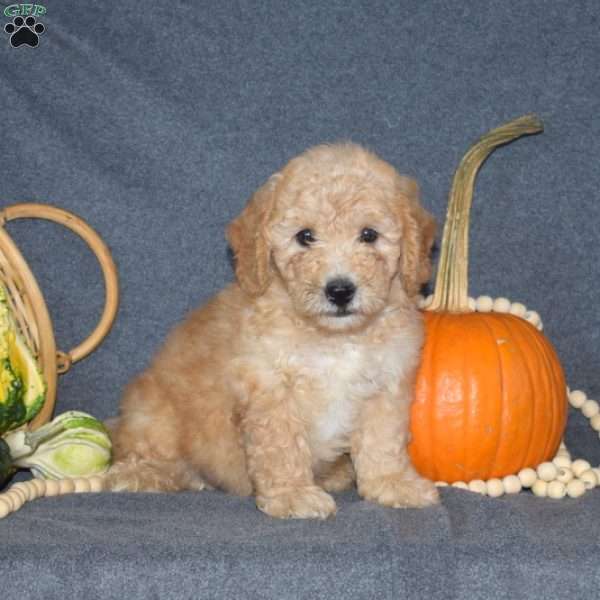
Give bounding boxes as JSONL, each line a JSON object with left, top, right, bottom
{"left": 4, "top": 16, "right": 45, "bottom": 48}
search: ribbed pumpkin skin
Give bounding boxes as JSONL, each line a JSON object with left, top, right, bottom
{"left": 408, "top": 311, "right": 568, "bottom": 483}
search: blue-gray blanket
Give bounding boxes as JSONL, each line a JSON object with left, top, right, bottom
{"left": 1, "top": 2, "right": 599, "bottom": 598}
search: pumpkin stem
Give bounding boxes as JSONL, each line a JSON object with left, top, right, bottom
{"left": 428, "top": 114, "right": 544, "bottom": 313}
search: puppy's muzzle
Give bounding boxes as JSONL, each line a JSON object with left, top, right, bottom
{"left": 325, "top": 278, "right": 356, "bottom": 308}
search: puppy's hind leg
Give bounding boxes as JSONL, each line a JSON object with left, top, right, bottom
{"left": 105, "top": 373, "right": 207, "bottom": 493}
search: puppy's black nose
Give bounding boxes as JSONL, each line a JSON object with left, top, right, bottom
{"left": 325, "top": 278, "right": 356, "bottom": 307}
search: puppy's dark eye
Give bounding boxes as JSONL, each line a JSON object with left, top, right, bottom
{"left": 359, "top": 228, "right": 379, "bottom": 243}
{"left": 296, "top": 228, "right": 316, "bottom": 247}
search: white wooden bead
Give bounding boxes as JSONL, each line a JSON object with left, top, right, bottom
{"left": 25, "top": 482, "right": 38, "bottom": 500}
{"left": 0, "top": 494, "right": 14, "bottom": 511}
{"left": 502, "top": 475, "right": 522, "bottom": 494}
{"left": 11, "top": 482, "right": 32, "bottom": 502}
{"left": 581, "top": 399, "right": 600, "bottom": 419}
{"left": 468, "top": 297, "right": 476, "bottom": 311}
{"left": 566, "top": 479, "right": 586, "bottom": 498}
{"left": 468, "top": 480, "right": 487, "bottom": 494}
{"left": 532, "top": 480, "right": 548, "bottom": 497}
{"left": 590, "top": 414, "right": 600, "bottom": 432}
{"left": 593, "top": 468, "right": 600, "bottom": 483}
{"left": 30, "top": 478, "right": 46, "bottom": 497}
{"left": 74, "top": 478, "right": 92, "bottom": 493}
{"left": 22, "top": 482, "right": 37, "bottom": 500}
{"left": 0, "top": 497, "right": 11, "bottom": 518}
{"left": 518, "top": 468, "right": 538, "bottom": 488}
{"left": 452, "top": 481, "right": 468, "bottom": 490}
{"left": 555, "top": 450, "right": 571, "bottom": 461}
{"left": 537, "top": 462, "right": 558, "bottom": 482}
{"left": 58, "top": 479, "right": 75, "bottom": 495}
{"left": 486, "top": 479, "right": 505, "bottom": 498}
{"left": 525, "top": 310, "right": 542, "bottom": 329}
{"left": 572, "top": 459, "right": 592, "bottom": 478}
{"left": 435, "top": 481, "right": 448, "bottom": 487}
{"left": 547, "top": 481, "right": 567, "bottom": 499}
{"left": 9, "top": 483, "right": 27, "bottom": 501}
{"left": 45, "top": 479, "right": 60, "bottom": 497}
{"left": 88, "top": 476, "right": 105, "bottom": 493}
{"left": 475, "top": 296, "right": 494, "bottom": 312}
{"left": 9, "top": 486, "right": 27, "bottom": 504}
{"left": 493, "top": 297, "right": 512, "bottom": 313}
{"left": 569, "top": 390, "right": 587, "bottom": 409}
{"left": 553, "top": 455, "right": 572, "bottom": 469}
{"left": 555, "top": 467, "right": 574, "bottom": 484}
{"left": 509, "top": 302, "right": 527, "bottom": 318}
{"left": 579, "top": 470, "right": 598, "bottom": 490}
{"left": 2, "top": 492, "right": 16, "bottom": 510}
{"left": 22, "top": 481, "right": 39, "bottom": 501}
{"left": 6, "top": 491, "right": 24, "bottom": 511}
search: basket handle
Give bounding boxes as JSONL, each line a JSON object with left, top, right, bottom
{"left": 0, "top": 203, "right": 119, "bottom": 373}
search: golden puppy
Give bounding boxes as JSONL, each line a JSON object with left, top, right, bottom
{"left": 108, "top": 143, "right": 439, "bottom": 518}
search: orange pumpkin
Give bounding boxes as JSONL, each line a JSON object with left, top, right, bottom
{"left": 408, "top": 115, "right": 568, "bottom": 483}
{"left": 410, "top": 311, "right": 567, "bottom": 483}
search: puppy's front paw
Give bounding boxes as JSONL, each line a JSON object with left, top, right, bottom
{"left": 359, "top": 473, "right": 440, "bottom": 509}
{"left": 256, "top": 485, "right": 337, "bottom": 519}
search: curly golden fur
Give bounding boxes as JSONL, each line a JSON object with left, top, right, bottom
{"left": 108, "top": 143, "right": 439, "bottom": 518}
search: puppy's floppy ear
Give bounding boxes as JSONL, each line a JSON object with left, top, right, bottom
{"left": 227, "top": 173, "right": 281, "bottom": 296}
{"left": 395, "top": 176, "right": 437, "bottom": 297}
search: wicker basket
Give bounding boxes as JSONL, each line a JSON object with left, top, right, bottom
{"left": 0, "top": 203, "right": 119, "bottom": 431}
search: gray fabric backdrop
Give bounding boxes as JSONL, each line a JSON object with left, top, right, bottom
{"left": 1, "top": 1, "right": 599, "bottom": 598}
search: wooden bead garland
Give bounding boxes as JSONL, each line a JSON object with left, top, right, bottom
{"left": 419, "top": 294, "right": 600, "bottom": 499}
{"left": 0, "top": 476, "right": 105, "bottom": 519}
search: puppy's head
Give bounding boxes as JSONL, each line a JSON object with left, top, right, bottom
{"left": 227, "top": 143, "right": 436, "bottom": 332}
